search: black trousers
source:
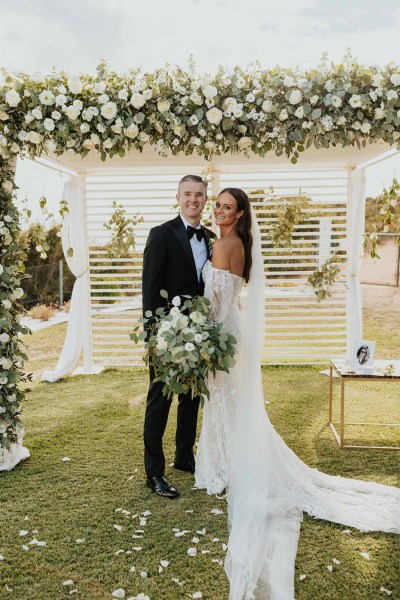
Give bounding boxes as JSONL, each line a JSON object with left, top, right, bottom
{"left": 143, "top": 365, "right": 200, "bottom": 478}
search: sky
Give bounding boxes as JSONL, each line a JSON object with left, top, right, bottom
{"left": 2, "top": 0, "right": 400, "bottom": 219}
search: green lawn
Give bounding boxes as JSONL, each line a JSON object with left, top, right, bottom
{"left": 0, "top": 309, "right": 399, "bottom": 600}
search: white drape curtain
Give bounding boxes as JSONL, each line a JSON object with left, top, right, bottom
{"left": 346, "top": 167, "right": 366, "bottom": 357}
{"left": 42, "top": 175, "right": 90, "bottom": 382}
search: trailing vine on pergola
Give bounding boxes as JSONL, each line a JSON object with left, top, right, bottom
{"left": 2, "top": 56, "right": 400, "bottom": 450}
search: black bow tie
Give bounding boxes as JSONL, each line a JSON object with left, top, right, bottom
{"left": 187, "top": 225, "right": 204, "bottom": 242}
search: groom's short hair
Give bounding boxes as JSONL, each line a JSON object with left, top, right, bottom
{"left": 178, "top": 174, "right": 208, "bottom": 193}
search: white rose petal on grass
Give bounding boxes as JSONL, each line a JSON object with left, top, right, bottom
{"left": 132, "top": 547, "right": 143, "bottom": 551}
{"left": 63, "top": 580, "right": 74, "bottom": 586}
{"left": 342, "top": 529, "right": 351, "bottom": 535}
{"left": 69, "top": 590, "right": 78, "bottom": 596}
{"left": 192, "top": 537, "right": 200, "bottom": 544}
{"left": 160, "top": 560, "right": 169, "bottom": 568}
{"left": 327, "top": 565, "right": 333, "bottom": 572}
{"left": 113, "top": 524, "right": 123, "bottom": 532}
{"left": 115, "top": 550, "right": 125, "bottom": 556}
{"left": 0, "top": 555, "right": 4, "bottom": 560}
{"left": 380, "top": 587, "right": 393, "bottom": 596}
{"left": 196, "top": 528, "right": 206, "bottom": 535}
{"left": 62, "top": 457, "right": 71, "bottom": 462}
{"left": 129, "top": 566, "right": 136, "bottom": 573}
{"left": 360, "top": 552, "right": 370, "bottom": 560}
{"left": 22, "top": 545, "right": 29, "bottom": 551}
{"left": 201, "top": 550, "right": 210, "bottom": 554}
{"left": 19, "top": 530, "right": 29, "bottom": 536}
{"left": 299, "top": 574, "right": 307, "bottom": 581}
{"left": 140, "top": 571, "right": 148, "bottom": 578}
{"left": 172, "top": 578, "right": 183, "bottom": 586}
{"left": 332, "top": 558, "right": 340, "bottom": 565}
{"left": 187, "top": 547, "right": 197, "bottom": 556}
{"left": 75, "top": 538, "right": 85, "bottom": 544}
{"left": 212, "top": 538, "right": 220, "bottom": 542}
{"left": 193, "top": 593, "right": 203, "bottom": 599}
{"left": 112, "top": 589, "right": 125, "bottom": 598}
{"left": 211, "top": 508, "right": 224, "bottom": 515}
{"left": 186, "top": 509, "right": 194, "bottom": 514}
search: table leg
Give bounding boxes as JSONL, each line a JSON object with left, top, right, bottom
{"left": 329, "top": 364, "right": 333, "bottom": 423}
{"left": 340, "top": 377, "right": 345, "bottom": 449}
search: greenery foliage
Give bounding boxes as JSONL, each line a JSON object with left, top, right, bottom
{"left": 103, "top": 200, "right": 143, "bottom": 258}
{"left": 307, "top": 251, "right": 343, "bottom": 302}
{"left": 364, "top": 177, "right": 400, "bottom": 258}
{"left": 0, "top": 157, "right": 31, "bottom": 450}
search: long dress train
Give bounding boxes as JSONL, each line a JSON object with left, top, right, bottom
{"left": 195, "top": 254, "right": 400, "bottom": 600}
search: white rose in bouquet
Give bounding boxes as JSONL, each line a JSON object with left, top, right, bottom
{"left": 279, "top": 109, "right": 289, "bottom": 121}
{"left": 172, "top": 296, "right": 181, "bottom": 307}
{"left": 94, "top": 81, "right": 107, "bottom": 94}
{"left": 331, "top": 95, "right": 342, "bottom": 108}
{"left": 100, "top": 102, "right": 117, "bottom": 120}
{"left": 5, "top": 89, "right": 21, "bottom": 107}
{"left": 185, "top": 342, "right": 195, "bottom": 352}
{"left": 118, "top": 88, "right": 128, "bottom": 100}
{"left": 238, "top": 137, "right": 252, "bottom": 150}
{"left": 349, "top": 94, "right": 362, "bottom": 108}
{"left": 372, "top": 73, "right": 384, "bottom": 87}
{"left": 262, "top": 99, "right": 273, "bottom": 112}
{"left": 390, "top": 73, "right": 400, "bottom": 86}
{"left": 43, "top": 118, "right": 55, "bottom": 131}
{"left": 66, "top": 105, "right": 80, "bottom": 120}
{"left": 131, "top": 93, "right": 146, "bottom": 109}
{"left": 32, "top": 108, "right": 43, "bottom": 120}
{"left": 294, "top": 106, "right": 304, "bottom": 119}
{"left": 157, "top": 98, "right": 171, "bottom": 113}
{"left": 203, "top": 85, "right": 218, "bottom": 99}
{"left": 68, "top": 78, "right": 83, "bottom": 94}
{"left": 27, "top": 131, "right": 43, "bottom": 144}
{"left": 289, "top": 90, "right": 302, "bottom": 105}
{"left": 206, "top": 107, "right": 223, "bottom": 125}
{"left": 55, "top": 94, "right": 67, "bottom": 106}
{"left": 39, "top": 89, "right": 56, "bottom": 105}
{"left": 124, "top": 124, "right": 139, "bottom": 139}
{"left": 82, "top": 139, "right": 95, "bottom": 150}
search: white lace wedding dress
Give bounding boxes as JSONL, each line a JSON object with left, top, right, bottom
{"left": 195, "top": 253, "right": 400, "bottom": 599}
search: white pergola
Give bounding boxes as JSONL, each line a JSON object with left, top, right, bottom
{"left": 33, "top": 141, "right": 396, "bottom": 381}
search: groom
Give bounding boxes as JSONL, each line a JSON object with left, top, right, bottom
{"left": 142, "top": 174, "right": 215, "bottom": 499}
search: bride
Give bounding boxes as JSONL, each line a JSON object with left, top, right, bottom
{"left": 195, "top": 188, "right": 400, "bottom": 600}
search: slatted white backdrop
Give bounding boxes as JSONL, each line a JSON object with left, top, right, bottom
{"left": 84, "top": 167, "right": 348, "bottom": 367}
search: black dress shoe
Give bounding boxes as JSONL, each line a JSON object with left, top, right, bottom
{"left": 146, "top": 476, "right": 180, "bottom": 499}
{"left": 174, "top": 459, "right": 195, "bottom": 475}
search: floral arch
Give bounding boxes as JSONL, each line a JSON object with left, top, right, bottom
{"left": 1, "top": 58, "right": 400, "bottom": 464}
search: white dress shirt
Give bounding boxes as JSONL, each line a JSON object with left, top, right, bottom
{"left": 180, "top": 215, "right": 208, "bottom": 281}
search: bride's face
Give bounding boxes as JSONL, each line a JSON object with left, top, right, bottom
{"left": 214, "top": 192, "right": 243, "bottom": 227}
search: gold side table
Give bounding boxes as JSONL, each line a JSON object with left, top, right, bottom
{"left": 329, "top": 359, "right": 400, "bottom": 450}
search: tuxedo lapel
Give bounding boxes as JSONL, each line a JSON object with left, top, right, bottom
{"left": 171, "top": 216, "right": 198, "bottom": 281}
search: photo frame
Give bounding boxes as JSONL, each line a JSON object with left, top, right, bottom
{"left": 351, "top": 340, "right": 376, "bottom": 372}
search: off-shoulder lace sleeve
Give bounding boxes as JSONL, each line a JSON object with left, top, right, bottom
{"left": 204, "top": 267, "right": 236, "bottom": 325}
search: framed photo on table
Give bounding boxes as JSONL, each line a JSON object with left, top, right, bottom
{"left": 351, "top": 340, "right": 376, "bottom": 372}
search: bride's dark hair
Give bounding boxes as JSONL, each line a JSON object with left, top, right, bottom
{"left": 218, "top": 187, "right": 253, "bottom": 282}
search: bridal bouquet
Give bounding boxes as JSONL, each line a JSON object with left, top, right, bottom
{"left": 131, "top": 291, "right": 237, "bottom": 400}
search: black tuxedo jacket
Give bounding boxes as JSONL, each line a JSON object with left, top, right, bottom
{"left": 142, "top": 215, "right": 215, "bottom": 317}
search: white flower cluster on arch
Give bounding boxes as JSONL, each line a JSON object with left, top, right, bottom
{"left": 1, "top": 59, "right": 400, "bottom": 167}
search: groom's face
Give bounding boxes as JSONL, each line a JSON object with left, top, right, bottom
{"left": 176, "top": 181, "right": 207, "bottom": 225}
